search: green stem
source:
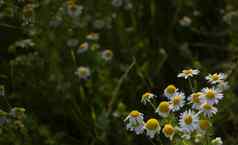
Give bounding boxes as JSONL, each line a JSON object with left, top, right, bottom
{"left": 188, "top": 78, "right": 194, "bottom": 92}
{"left": 148, "top": 100, "right": 157, "bottom": 111}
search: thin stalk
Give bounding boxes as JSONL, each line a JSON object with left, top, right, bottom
{"left": 148, "top": 100, "right": 157, "bottom": 111}
{"left": 188, "top": 78, "right": 194, "bottom": 92}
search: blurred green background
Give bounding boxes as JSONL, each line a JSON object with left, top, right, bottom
{"left": 1, "top": 0, "right": 238, "bottom": 144}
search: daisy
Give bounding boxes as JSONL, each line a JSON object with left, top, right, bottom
{"left": 169, "top": 92, "right": 185, "bottom": 111}
{"left": 101, "top": 49, "right": 113, "bottom": 61}
{"left": 144, "top": 118, "right": 161, "bottom": 138}
{"left": 199, "top": 103, "right": 217, "bottom": 118}
{"left": 201, "top": 88, "right": 223, "bottom": 105}
{"left": 164, "top": 84, "right": 177, "bottom": 99}
{"left": 179, "top": 110, "right": 199, "bottom": 133}
{"left": 198, "top": 119, "right": 210, "bottom": 131}
{"left": 205, "top": 73, "right": 226, "bottom": 84}
{"left": 177, "top": 68, "right": 199, "bottom": 79}
{"left": 9, "top": 107, "right": 26, "bottom": 120}
{"left": 211, "top": 137, "right": 223, "bottom": 145}
{"left": 179, "top": 16, "right": 192, "bottom": 27}
{"left": 67, "top": 0, "right": 83, "bottom": 17}
{"left": 75, "top": 66, "right": 91, "bottom": 80}
{"left": 77, "top": 42, "right": 89, "bottom": 54}
{"left": 188, "top": 92, "right": 203, "bottom": 109}
{"left": 162, "top": 124, "right": 175, "bottom": 140}
{"left": 67, "top": 38, "right": 79, "bottom": 47}
{"left": 124, "top": 110, "right": 144, "bottom": 135}
{"left": 141, "top": 92, "right": 156, "bottom": 105}
{"left": 86, "top": 32, "right": 99, "bottom": 41}
{"left": 156, "top": 101, "right": 170, "bottom": 117}
{"left": 216, "top": 81, "right": 229, "bottom": 91}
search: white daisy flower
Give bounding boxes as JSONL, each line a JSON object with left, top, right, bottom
{"left": 141, "top": 92, "right": 156, "bottom": 105}
{"left": 77, "top": 42, "right": 89, "bottom": 54}
{"left": 194, "top": 133, "right": 203, "bottom": 143}
{"left": 162, "top": 124, "right": 175, "bottom": 140}
{"left": 124, "top": 110, "right": 144, "bottom": 135}
{"left": 101, "top": 49, "right": 113, "bottom": 61}
{"left": 86, "top": 32, "right": 99, "bottom": 41}
{"left": 144, "top": 118, "right": 161, "bottom": 138}
{"left": 67, "top": 0, "right": 83, "bottom": 17}
{"left": 75, "top": 66, "right": 91, "bottom": 80}
{"left": 164, "top": 84, "right": 178, "bottom": 99}
{"left": 67, "top": 38, "right": 79, "bottom": 47}
{"left": 156, "top": 101, "right": 170, "bottom": 118}
{"left": 179, "top": 16, "right": 192, "bottom": 27}
{"left": 201, "top": 88, "right": 224, "bottom": 105}
{"left": 179, "top": 110, "right": 199, "bottom": 133}
{"left": 205, "top": 73, "right": 226, "bottom": 84}
{"left": 199, "top": 103, "right": 217, "bottom": 118}
{"left": 211, "top": 137, "right": 223, "bottom": 145}
{"left": 169, "top": 92, "right": 185, "bottom": 111}
{"left": 216, "top": 81, "right": 229, "bottom": 91}
{"left": 198, "top": 119, "right": 210, "bottom": 131}
{"left": 188, "top": 92, "right": 203, "bottom": 109}
{"left": 177, "top": 68, "right": 199, "bottom": 79}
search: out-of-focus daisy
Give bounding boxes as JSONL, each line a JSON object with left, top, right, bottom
{"left": 169, "top": 92, "right": 185, "bottom": 111}
{"left": 216, "top": 81, "right": 230, "bottom": 91}
{"left": 177, "top": 68, "right": 199, "bottom": 79}
{"left": 0, "top": 85, "right": 5, "bottom": 96}
{"left": 199, "top": 103, "right": 217, "bottom": 118}
{"left": 67, "top": 38, "right": 79, "bottom": 47}
{"left": 201, "top": 88, "right": 223, "bottom": 105}
{"left": 124, "top": 110, "right": 144, "bottom": 135}
{"left": 144, "top": 118, "right": 161, "bottom": 138}
{"left": 112, "top": 0, "right": 123, "bottom": 7}
{"left": 86, "top": 32, "right": 99, "bottom": 41}
{"left": 164, "top": 84, "right": 177, "bottom": 99}
{"left": 188, "top": 92, "right": 203, "bottom": 109}
{"left": 198, "top": 119, "right": 210, "bottom": 131}
{"left": 179, "top": 110, "right": 199, "bottom": 133}
{"left": 181, "top": 134, "right": 191, "bottom": 140}
{"left": 205, "top": 73, "right": 226, "bottom": 84}
{"left": 75, "top": 66, "right": 91, "bottom": 80}
{"left": 179, "top": 16, "right": 192, "bottom": 27}
{"left": 101, "top": 49, "right": 113, "bottom": 61}
{"left": 9, "top": 107, "right": 26, "bottom": 120}
{"left": 67, "top": 0, "right": 83, "bottom": 17}
{"left": 162, "top": 124, "right": 175, "bottom": 140}
{"left": 194, "top": 133, "right": 203, "bottom": 143}
{"left": 211, "top": 137, "right": 223, "bottom": 145}
{"left": 156, "top": 101, "right": 170, "bottom": 117}
{"left": 77, "top": 42, "right": 89, "bottom": 54}
{"left": 141, "top": 92, "right": 156, "bottom": 105}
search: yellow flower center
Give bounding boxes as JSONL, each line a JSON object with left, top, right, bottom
{"left": 159, "top": 101, "right": 169, "bottom": 113}
{"left": 163, "top": 124, "right": 174, "bottom": 135}
{"left": 80, "top": 43, "right": 87, "bottom": 49}
{"left": 104, "top": 50, "right": 113, "bottom": 58}
{"left": 184, "top": 115, "right": 193, "bottom": 125}
{"left": 211, "top": 73, "right": 220, "bottom": 81}
{"left": 192, "top": 92, "right": 202, "bottom": 103}
{"left": 183, "top": 69, "right": 193, "bottom": 75}
{"left": 199, "top": 120, "right": 209, "bottom": 130}
{"left": 203, "top": 103, "right": 212, "bottom": 110}
{"left": 130, "top": 110, "right": 140, "bottom": 118}
{"left": 79, "top": 68, "right": 87, "bottom": 76}
{"left": 67, "top": 0, "right": 77, "bottom": 10}
{"left": 166, "top": 85, "right": 176, "bottom": 94}
{"left": 206, "top": 90, "right": 215, "bottom": 99}
{"left": 173, "top": 96, "right": 181, "bottom": 105}
{"left": 145, "top": 118, "right": 159, "bottom": 130}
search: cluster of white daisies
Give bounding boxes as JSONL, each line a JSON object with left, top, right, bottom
{"left": 124, "top": 68, "right": 228, "bottom": 145}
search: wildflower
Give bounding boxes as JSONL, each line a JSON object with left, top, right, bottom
{"left": 101, "top": 49, "right": 113, "bottom": 61}
{"left": 141, "top": 92, "right": 156, "bottom": 105}
{"left": 211, "top": 137, "right": 223, "bottom": 145}
{"left": 177, "top": 68, "right": 199, "bottom": 79}
{"left": 188, "top": 92, "right": 203, "bottom": 109}
{"left": 179, "top": 110, "right": 199, "bottom": 133}
{"left": 156, "top": 101, "right": 170, "bottom": 117}
{"left": 205, "top": 73, "right": 226, "bottom": 84}
{"left": 179, "top": 16, "right": 192, "bottom": 27}
{"left": 9, "top": 107, "right": 26, "bottom": 120}
{"left": 164, "top": 85, "right": 177, "bottom": 99}
{"left": 112, "top": 0, "right": 123, "bottom": 7}
{"left": 75, "top": 66, "right": 91, "bottom": 80}
{"left": 0, "top": 85, "right": 5, "bottom": 96}
{"left": 194, "top": 133, "right": 203, "bottom": 143}
{"left": 144, "top": 118, "right": 161, "bottom": 138}
{"left": 86, "top": 32, "right": 99, "bottom": 41}
{"left": 77, "top": 42, "right": 89, "bottom": 54}
{"left": 124, "top": 110, "right": 144, "bottom": 135}
{"left": 67, "top": 38, "right": 79, "bottom": 47}
{"left": 199, "top": 103, "right": 217, "bottom": 118}
{"left": 169, "top": 92, "right": 185, "bottom": 111}
{"left": 216, "top": 81, "right": 229, "bottom": 91}
{"left": 201, "top": 88, "right": 223, "bottom": 105}
{"left": 181, "top": 134, "right": 191, "bottom": 140}
{"left": 162, "top": 124, "right": 175, "bottom": 140}
{"left": 15, "top": 39, "right": 35, "bottom": 48}
{"left": 67, "top": 0, "right": 83, "bottom": 17}
{"left": 23, "top": 4, "right": 34, "bottom": 17}
{"left": 199, "top": 119, "right": 210, "bottom": 131}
